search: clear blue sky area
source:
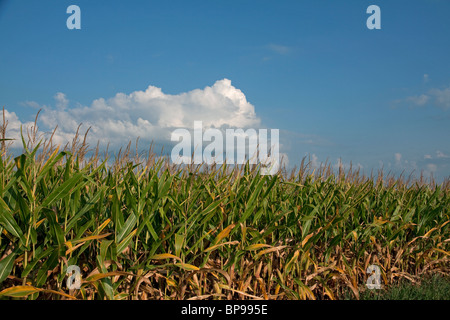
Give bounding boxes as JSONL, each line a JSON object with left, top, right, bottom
{"left": 1, "top": 0, "right": 449, "bottom": 181}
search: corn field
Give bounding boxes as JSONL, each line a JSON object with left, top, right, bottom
{"left": 0, "top": 115, "right": 449, "bottom": 300}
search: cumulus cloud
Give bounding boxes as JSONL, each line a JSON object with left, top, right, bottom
{"left": 423, "top": 150, "right": 449, "bottom": 160}
{"left": 406, "top": 94, "right": 429, "bottom": 106}
{"left": 311, "top": 153, "right": 319, "bottom": 168}
{"left": 3, "top": 109, "right": 32, "bottom": 134}
{"left": 54, "top": 92, "right": 69, "bottom": 110}
{"left": 436, "top": 150, "right": 449, "bottom": 159}
{"left": 389, "top": 151, "right": 450, "bottom": 181}
{"left": 393, "top": 153, "right": 419, "bottom": 173}
{"left": 420, "top": 151, "right": 450, "bottom": 180}
{"left": 401, "top": 86, "right": 450, "bottom": 110}
{"left": 5, "top": 79, "right": 261, "bottom": 150}
{"left": 430, "top": 87, "right": 450, "bottom": 110}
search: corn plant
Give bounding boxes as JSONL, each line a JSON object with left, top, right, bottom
{"left": 0, "top": 114, "right": 449, "bottom": 300}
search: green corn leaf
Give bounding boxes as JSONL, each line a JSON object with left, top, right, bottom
{"left": 0, "top": 197, "right": 26, "bottom": 246}
{"left": 39, "top": 172, "right": 84, "bottom": 210}
{"left": 0, "top": 253, "right": 17, "bottom": 283}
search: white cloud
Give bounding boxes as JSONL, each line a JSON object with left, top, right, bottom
{"left": 423, "top": 151, "right": 449, "bottom": 160}
{"left": 267, "top": 44, "right": 292, "bottom": 55}
{"left": 54, "top": 92, "right": 69, "bottom": 110}
{"left": 436, "top": 150, "right": 449, "bottom": 159}
{"left": 402, "top": 85, "right": 450, "bottom": 110}
{"left": 393, "top": 153, "right": 419, "bottom": 173}
{"left": 407, "top": 94, "right": 429, "bottom": 106}
{"left": 430, "top": 87, "right": 450, "bottom": 110}
{"left": 1, "top": 109, "right": 35, "bottom": 149}
{"left": 3, "top": 109, "right": 27, "bottom": 133}
{"left": 311, "top": 153, "right": 319, "bottom": 168}
{"left": 5, "top": 79, "right": 261, "bottom": 150}
{"left": 423, "top": 74, "right": 430, "bottom": 83}
{"left": 22, "top": 101, "right": 41, "bottom": 109}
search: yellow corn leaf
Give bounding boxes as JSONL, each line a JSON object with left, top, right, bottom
{"left": 65, "top": 241, "right": 86, "bottom": 255}
{"left": 255, "top": 245, "right": 287, "bottom": 259}
{"left": 0, "top": 285, "right": 41, "bottom": 298}
{"left": 285, "top": 250, "right": 300, "bottom": 271}
{"left": 301, "top": 233, "right": 314, "bottom": 247}
{"left": 175, "top": 263, "right": 200, "bottom": 271}
{"left": 274, "top": 284, "right": 281, "bottom": 295}
{"left": 323, "top": 285, "right": 335, "bottom": 300}
{"left": 245, "top": 243, "right": 272, "bottom": 251}
{"left": 432, "top": 248, "right": 450, "bottom": 256}
{"left": 423, "top": 227, "right": 438, "bottom": 239}
{"left": 42, "top": 289, "right": 77, "bottom": 300}
{"left": 86, "top": 271, "right": 133, "bottom": 282}
{"left": 96, "top": 218, "right": 111, "bottom": 233}
{"left": 36, "top": 218, "right": 46, "bottom": 228}
{"left": 70, "top": 233, "right": 112, "bottom": 245}
{"left": 204, "top": 241, "right": 239, "bottom": 253}
{"left": 218, "top": 284, "right": 264, "bottom": 300}
{"left": 214, "top": 224, "right": 235, "bottom": 244}
{"left": 151, "top": 253, "right": 182, "bottom": 262}
{"left": 166, "top": 279, "right": 177, "bottom": 286}
{"left": 298, "top": 285, "right": 315, "bottom": 300}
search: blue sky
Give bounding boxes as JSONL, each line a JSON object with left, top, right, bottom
{"left": 1, "top": 0, "right": 449, "bottom": 181}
